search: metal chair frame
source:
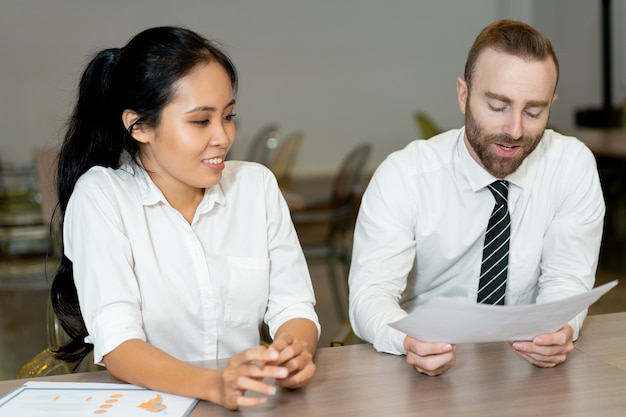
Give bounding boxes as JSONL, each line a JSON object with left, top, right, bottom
{"left": 291, "top": 143, "right": 372, "bottom": 321}
{"left": 245, "top": 123, "right": 280, "bottom": 166}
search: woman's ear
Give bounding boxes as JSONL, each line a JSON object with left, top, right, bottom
{"left": 122, "top": 109, "right": 150, "bottom": 143}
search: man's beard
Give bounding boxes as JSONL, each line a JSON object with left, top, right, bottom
{"left": 465, "top": 103, "right": 544, "bottom": 178}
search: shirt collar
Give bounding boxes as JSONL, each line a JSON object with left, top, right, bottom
{"left": 125, "top": 160, "right": 226, "bottom": 212}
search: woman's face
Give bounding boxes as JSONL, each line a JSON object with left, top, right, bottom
{"left": 134, "top": 60, "right": 236, "bottom": 198}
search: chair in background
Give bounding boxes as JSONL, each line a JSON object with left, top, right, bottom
{"left": 15, "top": 149, "right": 102, "bottom": 377}
{"left": 245, "top": 123, "right": 280, "bottom": 166}
{"left": 414, "top": 112, "right": 442, "bottom": 139}
{"left": 329, "top": 319, "right": 362, "bottom": 347}
{"left": 0, "top": 159, "right": 54, "bottom": 291}
{"left": 16, "top": 298, "right": 103, "bottom": 378}
{"left": 291, "top": 143, "right": 372, "bottom": 322}
{"left": 269, "top": 132, "right": 304, "bottom": 189}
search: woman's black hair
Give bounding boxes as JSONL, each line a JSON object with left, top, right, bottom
{"left": 51, "top": 26, "right": 238, "bottom": 362}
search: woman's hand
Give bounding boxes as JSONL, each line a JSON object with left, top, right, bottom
{"left": 217, "top": 346, "right": 288, "bottom": 410}
{"left": 267, "top": 333, "right": 316, "bottom": 389}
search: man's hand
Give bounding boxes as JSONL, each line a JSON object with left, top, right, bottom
{"left": 403, "top": 336, "right": 457, "bottom": 376}
{"left": 509, "top": 324, "right": 574, "bottom": 367}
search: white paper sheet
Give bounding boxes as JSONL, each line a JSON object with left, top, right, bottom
{"left": 0, "top": 381, "right": 198, "bottom": 417}
{"left": 388, "top": 280, "right": 618, "bottom": 343}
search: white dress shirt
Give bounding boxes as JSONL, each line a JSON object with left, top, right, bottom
{"left": 64, "top": 160, "right": 320, "bottom": 365}
{"left": 349, "top": 128, "right": 605, "bottom": 355}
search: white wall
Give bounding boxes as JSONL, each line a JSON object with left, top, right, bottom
{"left": 0, "top": 0, "right": 618, "bottom": 177}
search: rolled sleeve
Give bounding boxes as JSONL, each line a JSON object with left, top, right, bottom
{"left": 87, "top": 303, "right": 146, "bottom": 365}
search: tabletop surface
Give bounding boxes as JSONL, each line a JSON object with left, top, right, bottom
{"left": 1, "top": 312, "right": 625, "bottom": 417}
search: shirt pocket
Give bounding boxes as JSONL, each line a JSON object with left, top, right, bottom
{"left": 507, "top": 250, "right": 541, "bottom": 304}
{"left": 224, "top": 256, "right": 270, "bottom": 324}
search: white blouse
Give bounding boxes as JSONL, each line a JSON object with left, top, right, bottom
{"left": 64, "top": 160, "right": 319, "bottom": 365}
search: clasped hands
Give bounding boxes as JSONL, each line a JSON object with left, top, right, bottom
{"left": 218, "top": 333, "right": 315, "bottom": 410}
{"left": 404, "top": 324, "right": 574, "bottom": 376}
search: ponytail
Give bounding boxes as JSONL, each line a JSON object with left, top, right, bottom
{"left": 57, "top": 48, "right": 135, "bottom": 211}
{"left": 52, "top": 48, "right": 132, "bottom": 362}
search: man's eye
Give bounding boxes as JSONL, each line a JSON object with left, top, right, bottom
{"left": 488, "top": 104, "right": 506, "bottom": 112}
{"left": 525, "top": 110, "right": 541, "bottom": 119}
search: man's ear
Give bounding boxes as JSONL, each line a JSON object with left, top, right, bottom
{"left": 551, "top": 92, "right": 559, "bottom": 105}
{"left": 457, "top": 77, "right": 468, "bottom": 115}
{"left": 122, "top": 109, "right": 150, "bottom": 143}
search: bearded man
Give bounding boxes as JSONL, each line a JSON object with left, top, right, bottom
{"left": 348, "top": 19, "right": 605, "bottom": 376}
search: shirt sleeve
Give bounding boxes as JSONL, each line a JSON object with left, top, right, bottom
{"left": 261, "top": 170, "right": 321, "bottom": 340}
{"left": 537, "top": 141, "right": 606, "bottom": 340}
{"left": 348, "top": 155, "right": 418, "bottom": 354}
{"left": 64, "top": 170, "right": 146, "bottom": 365}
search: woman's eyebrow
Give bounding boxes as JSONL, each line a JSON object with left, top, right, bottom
{"left": 185, "top": 99, "right": 236, "bottom": 114}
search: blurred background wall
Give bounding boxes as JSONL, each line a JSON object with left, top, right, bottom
{"left": 0, "top": 0, "right": 624, "bottom": 177}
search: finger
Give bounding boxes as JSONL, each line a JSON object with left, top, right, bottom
{"left": 532, "top": 325, "right": 574, "bottom": 347}
{"left": 223, "top": 389, "right": 244, "bottom": 410}
{"left": 512, "top": 349, "right": 566, "bottom": 367}
{"left": 230, "top": 346, "right": 279, "bottom": 367}
{"left": 276, "top": 349, "right": 313, "bottom": 376}
{"left": 268, "top": 339, "right": 310, "bottom": 368}
{"left": 247, "top": 363, "right": 290, "bottom": 380}
{"left": 268, "top": 335, "right": 303, "bottom": 366}
{"left": 270, "top": 333, "right": 295, "bottom": 353}
{"left": 275, "top": 362, "right": 317, "bottom": 389}
{"left": 223, "top": 364, "right": 289, "bottom": 394}
{"left": 404, "top": 337, "right": 455, "bottom": 357}
{"left": 511, "top": 340, "right": 572, "bottom": 356}
{"left": 509, "top": 343, "right": 569, "bottom": 367}
{"left": 406, "top": 349, "right": 456, "bottom": 376}
{"left": 233, "top": 374, "right": 280, "bottom": 396}
{"left": 226, "top": 389, "right": 269, "bottom": 409}
{"left": 412, "top": 358, "right": 455, "bottom": 377}
{"left": 276, "top": 342, "right": 308, "bottom": 367}
{"left": 235, "top": 395, "right": 269, "bottom": 408}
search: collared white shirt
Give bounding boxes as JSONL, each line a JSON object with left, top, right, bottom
{"left": 349, "top": 128, "right": 605, "bottom": 355}
{"left": 64, "top": 160, "right": 319, "bottom": 365}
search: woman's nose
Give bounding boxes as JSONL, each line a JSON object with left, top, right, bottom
{"left": 210, "top": 122, "right": 233, "bottom": 147}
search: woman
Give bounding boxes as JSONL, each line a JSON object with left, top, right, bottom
{"left": 51, "top": 26, "right": 319, "bottom": 410}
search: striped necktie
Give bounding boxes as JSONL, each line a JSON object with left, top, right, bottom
{"left": 477, "top": 180, "right": 510, "bottom": 305}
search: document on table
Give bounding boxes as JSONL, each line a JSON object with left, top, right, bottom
{"left": 389, "top": 280, "right": 618, "bottom": 344}
{"left": 0, "top": 381, "right": 198, "bottom": 417}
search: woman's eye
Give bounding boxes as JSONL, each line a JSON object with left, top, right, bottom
{"left": 192, "top": 120, "right": 210, "bottom": 126}
{"left": 223, "top": 113, "right": 237, "bottom": 122}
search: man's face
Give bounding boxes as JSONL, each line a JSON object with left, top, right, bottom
{"left": 457, "top": 48, "right": 558, "bottom": 178}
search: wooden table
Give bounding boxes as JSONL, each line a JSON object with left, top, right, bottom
{"left": 1, "top": 312, "right": 625, "bottom": 416}
{"left": 573, "top": 312, "right": 626, "bottom": 371}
